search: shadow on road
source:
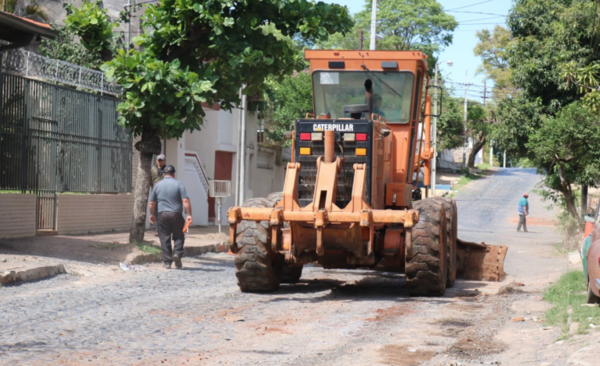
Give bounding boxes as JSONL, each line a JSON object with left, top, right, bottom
{"left": 254, "top": 270, "right": 491, "bottom": 304}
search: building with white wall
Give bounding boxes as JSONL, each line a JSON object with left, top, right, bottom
{"left": 144, "top": 104, "right": 286, "bottom": 229}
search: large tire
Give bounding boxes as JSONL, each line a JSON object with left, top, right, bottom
{"left": 235, "top": 197, "right": 280, "bottom": 292}
{"left": 587, "top": 278, "right": 600, "bottom": 304}
{"left": 405, "top": 198, "right": 447, "bottom": 296}
{"left": 432, "top": 197, "right": 458, "bottom": 288}
{"left": 234, "top": 193, "right": 303, "bottom": 291}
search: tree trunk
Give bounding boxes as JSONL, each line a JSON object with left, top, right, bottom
{"left": 555, "top": 159, "right": 584, "bottom": 230}
{"left": 582, "top": 185, "right": 588, "bottom": 217}
{"left": 467, "top": 132, "right": 486, "bottom": 168}
{"left": 129, "top": 129, "right": 162, "bottom": 243}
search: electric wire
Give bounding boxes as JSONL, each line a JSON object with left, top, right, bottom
{"left": 446, "top": 0, "right": 494, "bottom": 12}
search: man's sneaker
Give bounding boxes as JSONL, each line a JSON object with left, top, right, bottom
{"left": 173, "top": 255, "right": 182, "bottom": 269}
{"left": 163, "top": 262, "right": 172, "bottom": 269}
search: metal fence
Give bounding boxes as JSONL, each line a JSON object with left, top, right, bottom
{"left": 0, "top": 73, "right": 132, "bottom": 229}
{"left": 1, "top": 48, "right": 122, "bottom": 96}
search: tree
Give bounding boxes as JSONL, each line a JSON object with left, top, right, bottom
{"left": 318, "top": 0, "right": 457, "bottom": 68}
{"left": 262, "top": 71, "right": 313, "bottom": 143}
{"left": 473, "top": 25, "right": 514, "bottom": 100}
{"left": 500, "top": 0, "right": 600, "bottom": 224}
{"left": 436, "top": 92, "right": 465, "bottom": 151}
{"left": 38, "top": 1, "right": 120, "bottom": 69}
{"left": 528, "top": 102, "right": 600, "bottom": 223}
{"left": 63, "top": 1, "right": 119, "bottom": 64}
{"left": 101, "top": 0, "right": 353, "bottom": 243}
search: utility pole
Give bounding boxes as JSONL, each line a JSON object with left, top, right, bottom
{"left": 432, "top": 64, "right": 439, "bottom": 196}
{"left": 359, "top": 30, "right": 363, "bottom": 51}
{"left": 369, "top": 0, "right": 377, "bottom": 50}
{"left": 503, "top": 150, "right": 506, "bottom": 168}
{"left": 236, "top": 85, "right": 247, "bottom": 206}
{"left": 462, "top": 71, "right": 470, "bottom": 169}
{"left": 483, "top": 81, "right": 491, "bottom": 166}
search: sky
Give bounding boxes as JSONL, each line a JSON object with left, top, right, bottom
{"left": 322, "top": 0, "right": 514, "bottom": 102}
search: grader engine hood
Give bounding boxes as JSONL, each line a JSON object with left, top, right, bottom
{"left": 295, "top": 119, "right": 374, "bottom": 209}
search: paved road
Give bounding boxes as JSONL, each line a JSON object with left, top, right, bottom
{"left": 0, "top": 169, "right": 571, "bottom": 366}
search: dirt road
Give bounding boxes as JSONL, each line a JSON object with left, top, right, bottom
{"left": 0, "top": 168, "right": 578, "bottom": 366}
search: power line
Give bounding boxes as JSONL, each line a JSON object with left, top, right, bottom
{"left": 458, "top": 16, "right": 507, "bottom": 24}
{"left": 448, "top": 11, "right": 507, "bottom": 16}
{"left": 447, "top": 0, "right": 494, "bottom": 12}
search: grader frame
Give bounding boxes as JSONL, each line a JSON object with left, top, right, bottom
{"left": 227, "top": 50, "right": 507, "bottom": 295}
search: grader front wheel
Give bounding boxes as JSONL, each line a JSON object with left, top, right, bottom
{"left": 234, "top": 195, "right": 282, "bottom": 292}
{"left": 405, "top": 198, "right": 447, "bottom": 296}
{"left": 432, "top": 197, "right": 458, "bottom": 288}
{"left": 234, "top": 193, "right": 304, "bottom": 292}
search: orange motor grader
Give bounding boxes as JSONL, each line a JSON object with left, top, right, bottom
{"left": 227, "top": 50, "right": 507, "bottom": 296}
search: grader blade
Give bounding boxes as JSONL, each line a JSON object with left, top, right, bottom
{"left": 456, "top": 239, "right": 508, "bottom": 281}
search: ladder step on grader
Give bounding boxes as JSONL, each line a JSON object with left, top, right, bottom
{"left": 227, "top": 50, "right": 507, "bottom": 296}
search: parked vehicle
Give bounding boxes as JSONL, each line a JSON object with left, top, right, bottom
{"left": 582, "top": 206, "right": 600, "bottom": 303}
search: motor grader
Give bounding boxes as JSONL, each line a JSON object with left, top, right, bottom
{"left": 227, "top": 50, "right": 507, "bottom": 296}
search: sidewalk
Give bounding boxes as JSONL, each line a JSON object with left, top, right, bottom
{"left": 0, "top": 226, "right": 228, "bottom": 285}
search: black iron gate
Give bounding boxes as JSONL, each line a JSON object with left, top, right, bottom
{"left": 0, "top": 73, "right": 132, "bottom": 230}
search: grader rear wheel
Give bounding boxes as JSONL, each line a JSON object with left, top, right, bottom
{"left": 431, "top": 197, "right": 458, "bottom": 288}
{"left": 405, "top": 198, "right": 447, "bottom": 296}
{"left": 234, "top": 193, "right": 303, "bottom": 291}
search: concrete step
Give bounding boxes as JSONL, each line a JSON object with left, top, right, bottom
{"left": 36, "top": 229, "right": 58, "bottom": 236}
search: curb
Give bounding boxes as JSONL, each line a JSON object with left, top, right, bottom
{"left": 0, "top": 264, "right": 67, "bottom": 286}
{"left": 129, "top": 242, "right": 229, "bottom": 265}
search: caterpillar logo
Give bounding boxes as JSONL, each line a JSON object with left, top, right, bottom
{"left": 312, "top": 124, "right": 354, "bottom": 132}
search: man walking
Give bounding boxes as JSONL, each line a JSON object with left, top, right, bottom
{"left": 517, "top": 193, "right": 529, "bottom": 232}
{"left": 151, "top": 154, "right": 166, "bottom": 188}
{"left": 150, "top": 154, "right": 166, "bottom": 236}
{"left": 148, "top": 165, "right": 192, "bottom": 269}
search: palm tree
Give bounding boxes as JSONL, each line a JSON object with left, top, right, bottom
{"left": 2, "top": 0, "right": 49, "bottom": 24}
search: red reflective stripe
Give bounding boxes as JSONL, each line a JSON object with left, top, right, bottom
{"left": 356, "top": 133, "right": 367, "bottom": 141}
{"left": 300, "top": 133, "right": 311, "bottom": 141}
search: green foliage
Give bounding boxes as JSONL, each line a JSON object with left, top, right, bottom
{"left": 262, "top": 71, "right": 313, "bottom": 143}
{"left": 493, "top": 94, "right": 544, "bottom": 158}
{"left": 561, "top": 61, "right": 600, "bottom": 114}
{"left": 135, "top": 242, "right": 161, "bottom": 254}
{"left": 528, "top": 103, "right": 600, "bottom": 187}
{"left": 508, "top": 0, "right": 598, "bottom": 114}
{"left": 473, "top": 25, "right": 514, "bottom": 100}
{"left": 104, "top": 53, "right": 215, "bottom": 139}
{"left": 38, "top": 26, "right": 102, "bottom": 69}
{"left": 436, "top": 93, "right": 487, "bottom": 151}
{"left": 64, "top": 0, "right": 118, "bottom": 62}
{"left": 436, "top": 87, "right": 464, "bottom": 150}
{"left": 544, "top": 271, "right": 600, "bottom": 337}
{"left": 527, "top": 102, "right": 600, "bottom": 223}
{"left": 103, "top": 0, "right": 353, "bottom": 143}
{"left": 318, "top": 0, "right": 457, "bottom": 68}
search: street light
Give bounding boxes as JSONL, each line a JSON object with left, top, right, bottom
{"left": 431, "top": 60, "right": 453, "bottom": 197}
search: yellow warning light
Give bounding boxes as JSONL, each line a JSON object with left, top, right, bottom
{"left": 300, "top": 147, "right": 312, "bottom": 155}
{"left": 356, "top": 148, "right": 367, "bottom": 156}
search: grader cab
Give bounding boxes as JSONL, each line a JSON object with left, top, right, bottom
{"left": 227, "top": 50, "right": 507, "bottom": 296}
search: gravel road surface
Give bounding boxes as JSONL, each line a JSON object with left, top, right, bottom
{"left": 0, "top": 168, "right": 576, "bottom": 366}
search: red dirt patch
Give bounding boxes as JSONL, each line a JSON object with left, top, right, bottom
{"left": 507, "top": 217, "right": 557, "bottom": 226}
{"left": 366, "top": 305, "right": 414, "bottom": 322}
